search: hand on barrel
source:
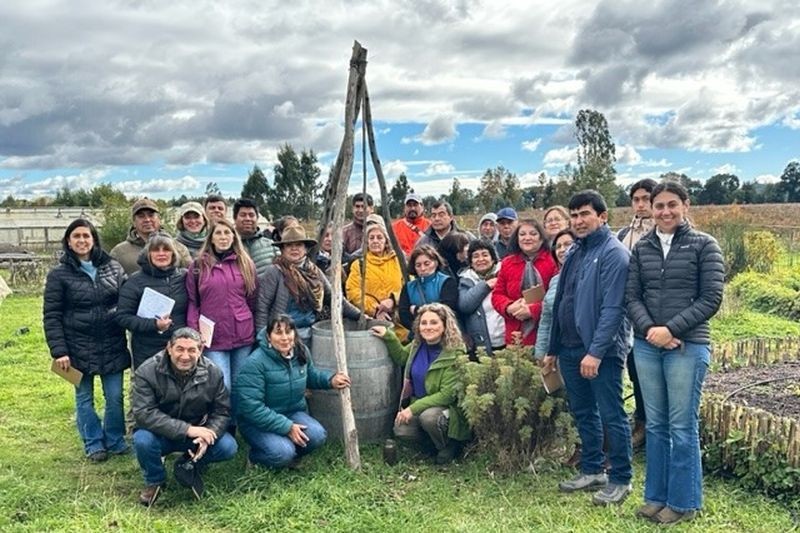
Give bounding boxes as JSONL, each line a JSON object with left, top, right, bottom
{"left": 395, "top": 407, "right": 413, "bottom": 425}
{"left": 369, "top": 325, "right": 387, "bottom": 338}
{"left": 330, "top": 372, "right": 351, "bottom": 389}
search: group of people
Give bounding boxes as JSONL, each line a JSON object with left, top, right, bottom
{"left": 43, "top": 180, "right": 723, "bottom": 524}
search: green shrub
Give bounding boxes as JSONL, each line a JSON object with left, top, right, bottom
{"left": 703, "top": 427, "right": 800, "bottom": 502}
{"left": 455, "top": 346, "right": 575, "bottom": 471}
{"left": 744, "top": 230, "right": 785, "bottom": 273}
{"left": 705, "top": 208, "right": 747, "bottom": 280}
{"left": 728, "top": 270, "right": 800, "bottom": 321}
{"left": 98, "top": 204, "right": 131, "bottom": 251}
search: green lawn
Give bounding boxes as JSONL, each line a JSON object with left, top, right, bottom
{"left": 0, "top": 295, "right": 796, "bottom": 532}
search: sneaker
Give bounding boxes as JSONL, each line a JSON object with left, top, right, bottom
{"left": 87, "top": 450, "right": 108, "bottom": 463}
{"left": 592, "top": 483, "right": 632, "bottom": 506}
{"left": 652, "top": 507, "right": 697, "bottom": 525}
{"left": 138, "top": 484, "right": 163, "bottom": 507}
{"left": 631, "top": 420, "right": 646, "bottom": 449}
{"left": 558, "top": 472, "right": 608, "bottom": 493}
{"left": 174, "top": 455, "right": 204, "bottom": 500}
{"left": 636, "top": 503, "right": 665, "bottom": 519}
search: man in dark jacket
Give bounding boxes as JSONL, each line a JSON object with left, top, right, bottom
{"left": 543, "top": 190, "right": 633, "bottom": 506}
{"left": 132, "top": 327, "right": 237, "bottom": 506}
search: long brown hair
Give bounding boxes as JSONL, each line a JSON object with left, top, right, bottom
{"left": 198, "top": 219, "right": 257, "bottom": 295}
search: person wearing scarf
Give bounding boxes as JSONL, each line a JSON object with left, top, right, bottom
{"left": 256, "top": 225, "right": 364, "bottom": 345}
{"left": 175, "top": 202, "right": 209, "bottom": 258}
{"left": 491, "top": 219, "right": 557, "bottom": 347}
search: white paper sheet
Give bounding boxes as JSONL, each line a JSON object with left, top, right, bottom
{"left": 136, "top": 287, "right": 176, "bottom": 319}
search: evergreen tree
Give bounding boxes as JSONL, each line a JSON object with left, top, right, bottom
{"left": 574, "top": 109, "right": 618, "bottom": 206}
{"left": 389, "top": 172, "right": 411, "bottom": 217}
{"left": 242, "top": 164, "right": 270, "bottom": 216}
{"left": 778, "top": 161, "right": 800, "bottom": 202}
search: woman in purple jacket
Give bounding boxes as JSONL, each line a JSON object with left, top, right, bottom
{"left": 186, "top": 218, "right": 258, "bottom": 391}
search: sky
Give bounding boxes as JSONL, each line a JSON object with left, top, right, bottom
{"left": 1, "top": 0, "right": 799, "bottom": 202}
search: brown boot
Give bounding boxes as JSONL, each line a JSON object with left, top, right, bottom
{"left": 138, "top": 484, "right": 163, "bottom": 507}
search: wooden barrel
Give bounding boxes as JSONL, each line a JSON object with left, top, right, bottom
{"left": 308, "top": 319, "right": 400, "bottom": 443}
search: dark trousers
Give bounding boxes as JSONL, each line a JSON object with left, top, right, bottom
{"left": 559, "top": 346, "right": 632, "bottom": 485}
{"left": 627, "top": 348, "right": 646, "bottom": 422}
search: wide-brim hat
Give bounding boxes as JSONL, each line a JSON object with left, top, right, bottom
{"left": 277, "top": 225, "right": 317, "bottom": 248}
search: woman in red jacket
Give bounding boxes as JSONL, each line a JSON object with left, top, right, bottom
{"left": 491, "top": 219, "right": 557, "bottom": 346}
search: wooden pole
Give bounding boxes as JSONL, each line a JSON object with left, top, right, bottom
{"left": 326, "top": 41, "right": 368, "bottom": 470}
{"left": 363, "top": 81, "right": 409, "bottom": 281}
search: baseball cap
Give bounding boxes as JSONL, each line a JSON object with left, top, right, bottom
{"left": 404, "top": 193, "right": 423, "bottom": 204}
{"left": 132, "top": 198, "right": 160, "bottom": 217}
{"left": 495, "top": 207, "right": 518, "bottom": 221}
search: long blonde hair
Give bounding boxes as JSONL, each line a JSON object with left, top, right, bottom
{"left": 198, "top": 219, "right": 257, "bottom": 295}
{"left": 410, "top": 303, "right": 465, "bottom": 353}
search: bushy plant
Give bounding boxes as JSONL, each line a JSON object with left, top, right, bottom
{"left": 728, "top": 270, "right": 800, "bottom": 321}
{"left": 98, "top": 204, "right": 131, "bottom": 251}
{"left": 743, "top": 230, "right": 785, "bottom": 273}
{"left": 455, "top": 345, "right": 575, "bottom": 471}
{"left": 703, "top": 427, "right": 800, "bottom": 502}
{"left": 704, "top": 207, "right": 747, "bottom": 280}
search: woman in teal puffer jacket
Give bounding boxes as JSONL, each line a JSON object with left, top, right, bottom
{"left": 233, "top": 315, "right": 350, "bottom": 468}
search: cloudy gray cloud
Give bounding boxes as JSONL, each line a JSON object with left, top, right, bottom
{"left": 0, "top": 0, "right": 797, "bottom": 183}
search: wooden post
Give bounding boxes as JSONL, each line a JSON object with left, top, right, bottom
{"left": 325, "top": 41, "right": 368, "bottom": 470}
{"left": 363, "top": 81, "right": 408, "bottom": 281}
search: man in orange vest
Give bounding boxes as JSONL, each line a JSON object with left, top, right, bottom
{"left": 391, "top": 193, "right": 430, "bottom": 256}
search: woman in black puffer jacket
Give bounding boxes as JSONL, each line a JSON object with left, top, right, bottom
{"left": 115, "top": 233, "right": 188, "bottom": 369}
{"left": 43, "top": 219, "right": 130, "bottom": 462}
{"left": 625, "top": 181, "right": 724, "bottom": 525}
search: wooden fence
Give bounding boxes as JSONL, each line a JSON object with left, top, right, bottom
{"left": 703, "top": 336, "right": 800, "bottom": 468}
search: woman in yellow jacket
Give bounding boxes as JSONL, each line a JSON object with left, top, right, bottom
{"left": 346, "top": 222, "right": 408, "bottom": 341}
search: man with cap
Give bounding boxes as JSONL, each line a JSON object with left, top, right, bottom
{"left": 132, "top": 327, "right": 238, "bottom": 506}
{"left": 494, "top": 207, "right": 518, "bottom": 260}
{"left": 110, "top": 198, "right": 192, "bottom": 275}
{"left": 477, "top": 212, "right": 498, "bottom": 240}
{"left": 391, "top": 192, "right": 430, "bottom": 256}
{"left": 175, "top": 202, "right": 208, "bottom": 258}
{"left": 233, "top": 197, "right": 278, "bottom": 277}
{"left": 342, "top": 192, "right": 374, "bottom": 258}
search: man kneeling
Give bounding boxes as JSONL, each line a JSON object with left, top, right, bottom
{"left": 132, "top": 327, "right": 238, "bottom": 506}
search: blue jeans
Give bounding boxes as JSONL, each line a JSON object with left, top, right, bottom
{"left": 558, "top": 346, "right": 632, "bottom": 485}
{"left": 205, "top": 345, "right": 252, "bottom": 391}
{"left": 634, "top": 338, "right": 709, "bottom": 512}
{"left": 74, "top": 371, "right": 126, "bottom": 455}
{"left": 240, "top": 411, "right": 327, "bottom": 469}
{"left": 133, "top": 429, "right": 238, "bottom": 486}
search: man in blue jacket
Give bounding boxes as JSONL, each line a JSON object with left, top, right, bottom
{"left": 543, "top": 190, "right": 633, "bottom": 506}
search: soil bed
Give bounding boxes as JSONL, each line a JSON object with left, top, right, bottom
{"left": 705, "top": 361, "right": 800, "bottom": 420}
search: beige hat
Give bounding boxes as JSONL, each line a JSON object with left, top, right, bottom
{"left": 131, "top": 198, "right": 159, "bottom": 217}
{"left": 277, "top": 225, "right": 317, "bottom": 248}
{"left": 365, "top": 213, "right": 387, "bottom": 228}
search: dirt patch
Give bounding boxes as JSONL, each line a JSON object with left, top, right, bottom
{"left": 705, "top": 361, "right": 800, "bottom": 420}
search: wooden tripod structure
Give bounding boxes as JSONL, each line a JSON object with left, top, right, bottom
{"left": 315, "top": 41, "right": 409, "bottom": 469}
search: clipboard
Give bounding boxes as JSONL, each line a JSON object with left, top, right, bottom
{"left": 541, "top": 365, "right": 564, "bottom": 394}
{"left": 51, "top": 359, "right": 83, "bottom": 386}
{"left": 522, "top": 284, "right": 545, "bottom": 304}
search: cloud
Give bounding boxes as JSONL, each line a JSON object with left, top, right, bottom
{"left": 521, "top": 138, "right": 542, "bottom": 152}
{"left": 420, "top": 115, "right": 459, "bottom": 145}
{"left": 119, "top": 176, "right": 202, "bottom": 194}
{"left": 383, "top": 159, "right": 408, "bottom": 180}
{"left": 478, "top": 120, "right": 507, "bottom": 140}
{"left": 616, "top": 144, "right": 642, "bottom": 166}
{"left": 712, "top": 163, "right": 740, "bottom": 175}
{"left": 543, "top": 146, "right": 577, "bottom": 168}
{"left": 423, "top": 162, "right": 456, "bottom": 176}
{"left": 755, "top": 173, "right": 779, "bottom": 184}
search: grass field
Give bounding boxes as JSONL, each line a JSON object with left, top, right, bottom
{"left": 0, "top": 295, "right": 797, "bottom": 532}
